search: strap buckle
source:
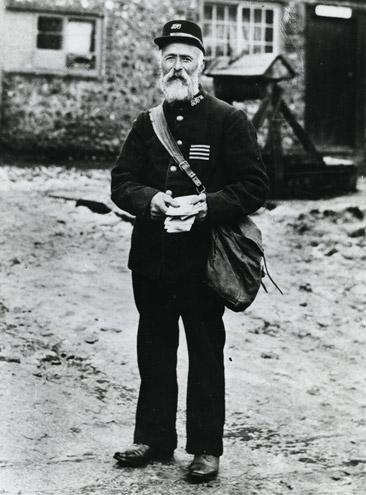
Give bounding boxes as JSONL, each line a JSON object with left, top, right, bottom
{"left": 195, "top": 183, "right": 206, "bottom": 194}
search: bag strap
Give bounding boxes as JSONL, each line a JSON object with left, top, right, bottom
{"left": 262, "top": 256, "right": 283, "bottom": 295}
{"left": 149, "top": 104, "right": 206, "bottom": 194}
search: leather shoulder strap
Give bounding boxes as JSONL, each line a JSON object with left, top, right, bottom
{"left": 149, "top": 104, "right": 206, "bottom": 194}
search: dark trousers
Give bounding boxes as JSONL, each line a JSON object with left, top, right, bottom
{"left": 132, "top": 272, "right": 226, "bottom": 457}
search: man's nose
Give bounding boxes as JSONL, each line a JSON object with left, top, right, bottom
{"left": 173, "top": 57, "right": 182, "bottom": 70}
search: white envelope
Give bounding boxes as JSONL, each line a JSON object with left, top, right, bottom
{"left": 166, "top": 195, "right": 202, "bottom": 217}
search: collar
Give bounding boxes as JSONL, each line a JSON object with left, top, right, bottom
{"left": 190, "top": 91, "right": 205, "bottom": 107}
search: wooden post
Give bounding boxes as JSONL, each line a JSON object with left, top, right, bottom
{"left": 280, "top": 100, "right": 324, "bottom": 164}
{"left": 252, "top": 96, "right": 271, "bottom": 130}
{"left": 265, "top": 83, "right": 285, "bottom": 197}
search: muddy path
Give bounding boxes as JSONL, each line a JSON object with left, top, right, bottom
{"left": 0, "top": 166, "right": 365, "bottom": 494}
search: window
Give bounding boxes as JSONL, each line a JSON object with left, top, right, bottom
{"left": 35, "top": 15, "right": 99, "bottom": 73}
{"left": 202, "top": 2, "right": 281, "bottom": 59}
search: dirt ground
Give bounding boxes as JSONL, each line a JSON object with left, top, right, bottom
{"left": 0, "top": 164, "right": 366, "bottom": 495}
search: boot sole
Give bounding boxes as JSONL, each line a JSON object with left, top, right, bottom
{"left": 188, "top": 470, "right": 218, "bottom": 483}
{"left": 113, "top": 451, "right": 173, "bottom": 467}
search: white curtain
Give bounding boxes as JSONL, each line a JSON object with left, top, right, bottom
{"left": 65, "top": 21, "right": 93, "bottom": 54}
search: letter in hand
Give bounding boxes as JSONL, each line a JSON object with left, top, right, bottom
{"left": 189, "top": 193, "right": 208, "bottom": 224}
{"left": 150, "top": 192, "right": 179, "bottom": 220}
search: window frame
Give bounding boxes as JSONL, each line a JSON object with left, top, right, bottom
{"left": 201, "top": 1, "right": 282, "bottom": 60}
{"left": 33, "top": 13, "right": 102, "bottom": 77}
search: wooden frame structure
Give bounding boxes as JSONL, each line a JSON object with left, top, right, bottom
{"left": 206, "top": 53, "right": 358, "bottom": 198}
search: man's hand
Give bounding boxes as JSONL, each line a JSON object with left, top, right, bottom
{"left": 190, "top": 193, "right": 208, "bottom": 224}
{"left": 150, "top": 192, "right": 179, "bottom": 220}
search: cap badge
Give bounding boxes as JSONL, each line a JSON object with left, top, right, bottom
{"left": 171, "top": 23, "right": 182, "bottom": 30}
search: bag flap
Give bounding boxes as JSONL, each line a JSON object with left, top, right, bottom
{"left": 220, "top": 216, "right": 263, "bottom": 254}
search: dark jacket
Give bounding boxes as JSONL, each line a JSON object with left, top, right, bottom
{"left": 111, "top": 89, "right": 269, "bottom": 282}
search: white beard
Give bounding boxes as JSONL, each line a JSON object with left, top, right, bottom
{"left": 160, "top": 73, "right": 199, "bottom": 103}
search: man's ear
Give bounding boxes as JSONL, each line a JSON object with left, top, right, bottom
{"left": 199, "top": 59, "right": 205, "bottom": 74}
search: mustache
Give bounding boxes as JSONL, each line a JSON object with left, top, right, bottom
{"left": 163, "top": 69, "right": 189, "bottom": 84}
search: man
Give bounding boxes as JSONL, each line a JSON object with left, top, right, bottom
{"left": 111, "top": 19, "right": 269, "bottom": 482}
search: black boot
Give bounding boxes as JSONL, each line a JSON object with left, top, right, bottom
{"left": 188, "top": 454, "right": 219, "bottom": 481}
{"left": 114, "top": 443, "right": 173, "bottom": 467}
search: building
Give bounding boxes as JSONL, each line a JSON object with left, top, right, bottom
{"left": 0, "top": 0, "right": 365, "bottom": 164}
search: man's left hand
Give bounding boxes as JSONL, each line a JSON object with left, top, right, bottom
{"left": 190, "top": 193, "right": 208, "bottom": 224}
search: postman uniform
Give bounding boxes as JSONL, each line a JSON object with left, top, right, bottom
{"left": 111, "top": 88, "right": 269, "bottom": 457}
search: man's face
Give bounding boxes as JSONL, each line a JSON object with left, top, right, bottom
{"left": 159, "top": 43, "right": 204, "bottom": 103}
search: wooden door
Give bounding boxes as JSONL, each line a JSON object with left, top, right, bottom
{"left": 305, "top": 6, "right": 358, "bottom": 149}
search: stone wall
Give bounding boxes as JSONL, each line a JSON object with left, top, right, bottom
{"left": 280, "top": 0, "right": 306, "bottom": 151}
{"left": 1, "top": 0, "right": 309, "bottom": 157}
{"left": 1, "top": 73, "right": 122, "bottom": 156}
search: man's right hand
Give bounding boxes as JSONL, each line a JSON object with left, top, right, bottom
{"left": 150, "top": 192, "right": 179, "bottom": 220}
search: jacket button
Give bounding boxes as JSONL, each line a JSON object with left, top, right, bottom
{"left": 176, "top": 115, "right": 183, "bottom": 122}
{"left": 165, "top": 189, "right": 173, "bottom": 196}
{"left": 170, "top": 165, "right": 177, "bottom": 172}
{"left": 177, "top": 140, "right": 183, "bottom": 146}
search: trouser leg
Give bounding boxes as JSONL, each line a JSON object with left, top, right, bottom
{"left": 132, "top": 272, "right": 180, "bottom": 452}
{"left": 178, "top": 283, "right": 226, "bottom": 457}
